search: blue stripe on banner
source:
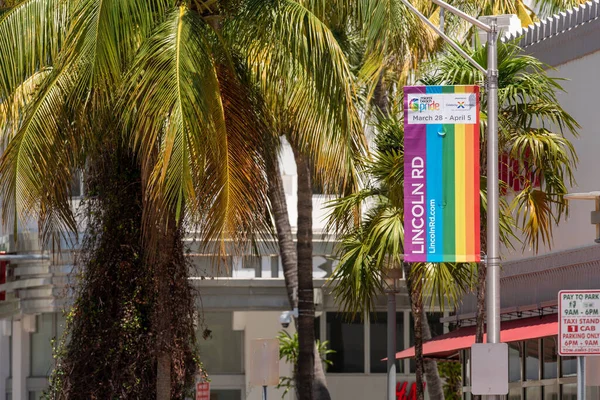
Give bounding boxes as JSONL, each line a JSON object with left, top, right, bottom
{"left": 426, "top": 86, "right": 444, "bottom": 262}
{"left": 426, "top": 123, "right": 444, "bottom": 262}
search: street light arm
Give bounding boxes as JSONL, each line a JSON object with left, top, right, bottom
{"left": 431, "top": 0, "right": 492, "bottom": 32}
{"left": 397, "top": 0, "right": 488, "bottom": 75}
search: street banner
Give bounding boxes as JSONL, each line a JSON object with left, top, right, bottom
{"left": 403, "top": 85, "right": 480, "bottom": 263}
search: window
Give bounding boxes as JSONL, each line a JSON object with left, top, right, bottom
{"left": 524, "top": 340, "right": 539, "bottom": 380}
{"left": 30, "top": 313, "right": 66, "bottom": 377}
{"left": 508, "top": 386, "right": 522, "bottom": 400}
{"left": 562, "top": 383, "right": 577, "bottom": 400}
{"left": 461, "top": 348, "right": 471, "bottom": 387}
{"left": 543, "top": 384, "right": 559, "bottom": 400}
{"left": 70, "top": 171, "right": 84, "bottom": 198}
{"left": 525, "top": 386, "right": 541, "bottom": 400}
{"left": 197, "top": 313, "right": 243, "bottom": 374}
{"left": 31, "top": 314, "right": 54, "bottom": 376}
{"left": 369, "top": 312, "right": 404, "bottom": 373}
{"left": 326, "top": 312, "right": 364, "bottom": 373}
{"left": 315, "top": 316, "right": 321, "bottom": 341}
{"left": 508, "top": 342, "right": 522, "bottom": 382}
{"left": 211, "top": 389, "right": 242, "bottom": 400}
{"left": 561, "top": 355, "right": 577, "bottom": 377}
{"left": 542, "top": 336, "right": 558, "bottom": 379}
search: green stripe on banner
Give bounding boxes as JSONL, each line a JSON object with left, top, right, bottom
{"left": 442, "top": 123, "right": 455, "bottom": 259}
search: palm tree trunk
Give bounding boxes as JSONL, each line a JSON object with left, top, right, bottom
{"left": 403, "top": 263, "right": 445, "bottom": 400}
{"left": 267, "top": 153, "right": 298, "bottom": 309}
{"left": 312, "top": 342, "right": 331, "bottom": 400}
{"left": 421, "top": 312, "right": 445, "bottom": 400}
{"left": 155, "top": 218, "right": 177, "bottom": 400}
{"left": 374, "top": 74, "right": 389, "bottom": 117}
{"left": 267, "top": 146, "right": 331, "bottom": 400}
{"left": 410, "top": 276, "right": 425, "bottom": 400}
{"left": 475, "top": 263, "right": 486, "bottom": 344}
{"left": 293, "top": 147, "right": 315, "bottom": 400}
{"left": 156, "top": 353, "right": 171, "bottom": 400}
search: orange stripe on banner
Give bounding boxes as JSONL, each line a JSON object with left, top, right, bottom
{"left": 464, "top": 121, "right": 475, "bottom": 260}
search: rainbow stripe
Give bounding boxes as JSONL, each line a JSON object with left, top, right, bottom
{"left": 403, "top": 85, "right": 480, "bottom": 263}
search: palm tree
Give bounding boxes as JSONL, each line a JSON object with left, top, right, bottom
{"left": 328, "top": 39, "right": 578, "bottom": 399}
{"left": 327, "top": 111, "right": 475, "bottom": 400}
{"left": 422, "top": 39, "right": 579, "bottom": 348}
{"left": 0, "top": 0, "right": 363, "bottom": 398}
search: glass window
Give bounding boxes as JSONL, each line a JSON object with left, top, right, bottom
{"left": 525, "top": 339, "right": 540, "bottom": 380}
{"left": 543, "top": 384, "right": 559, "bottom": 400}
{"left": 562, "top": 383, "right": 577, "bottom": 400}
{"left": 326, "top": 312, "right": 364, "bottom": 373}
{"left": 542, "top": 337, "right": 558, "bottom": 379}
{"left": 525, "top": 386, "right": 541, "bottom": 400}
{"left": 315, "top": 316, "right": 320, "bottom": 341}
{"left": 369, "top": 312, "right": 404, "bottom": 373}
{"left": 508, "top": 386, "right": 522, "bottom": 400}
{"left": 210, "top": 389, "right": 242, "bottom": 400}
{"left": 197, "top": 312, "right": 243, "bottom": 374}
{"left": 31, "top": 314, "right": 54, "bottom": 376}
{"left": 561, "top": 355, "right": 577, "bottom": 377}
{"left": 29, "top": 392, "right": 44, "bottom": 400}
{"left": 508, "top": 342, "right": 522, "bottom": 382}
{"left": 462, "top": 348, "right": 470, "bottom": 387}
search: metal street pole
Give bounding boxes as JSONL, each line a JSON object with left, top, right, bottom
{"left": 486, "top": 18, "right": 501, "bottom": 400}
{"left": 387, "top": 292, "right": 397, "bottom": 400}
{"left": 396, "top": 0, "right": 505, "bottom": 397}
{"left": 577, "top": 356, "right": 586, "bottom": 399}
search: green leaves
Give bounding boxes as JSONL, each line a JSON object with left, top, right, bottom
{"left": 422, "top": 40, "right": 579, "bottom": 252}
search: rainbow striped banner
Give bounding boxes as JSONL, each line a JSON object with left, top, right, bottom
{"left": 403, "top": 85, "right": 480, "bottom": 263}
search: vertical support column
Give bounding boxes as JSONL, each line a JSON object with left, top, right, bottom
{"left": 0, "top": 320, "right": 11, "bottom": 398}
{"left": 404, "top": 312, "right": 410, "bottom": 374}
{"left": 486, "top": 18, "right": 502, "bottom": 400}
{"left": 12, "top": 316, "right": 33, "bottom": 400}
{"left": 387, "top": 292, "right": 397, "bottom": 400}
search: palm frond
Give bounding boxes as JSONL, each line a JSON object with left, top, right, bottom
{"left": 0, "top": 65, "right": 78, "bottom": 244}
{"left": 123, "top": 6, "right": 271, "bottom": 253}
{"left": 0, "top": 0, "right": 68, "bottom": 110}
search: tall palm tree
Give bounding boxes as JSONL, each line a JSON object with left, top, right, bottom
{"left": 0, "top": 0, "right": 364, "bottom": 398}
{"left": 329, "top": 39, "right": 578, "bottom": 399}
{"left": 327, "top": 111, "right": 476, "bottom": 400}
{"left": 422, "top": 38, "right": 578, "bottom": 355}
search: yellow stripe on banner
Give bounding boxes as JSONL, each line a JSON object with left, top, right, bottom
{"left": 455, "top": 124, "right": 467, "bottom": 262}
{"left": 455, "top": 87, "right": 467, "bottom": 261}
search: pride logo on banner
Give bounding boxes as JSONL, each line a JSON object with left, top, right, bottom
{"left": 403, "top": 85, "right": 480, "bottom": 263}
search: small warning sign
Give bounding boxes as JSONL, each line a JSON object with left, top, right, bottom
{"left": 196, "top": 382, "right": 209, "bottom": 400}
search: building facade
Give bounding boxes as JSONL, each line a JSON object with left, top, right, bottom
{"left": 0, "top": 140, "right": 445, "bottom": 400}
{"left": 397, "top": 3, "right": 600, "bottom": 399}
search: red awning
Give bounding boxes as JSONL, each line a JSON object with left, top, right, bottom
{"left": 395, "top": 314, "right": 558, "bottom": 360}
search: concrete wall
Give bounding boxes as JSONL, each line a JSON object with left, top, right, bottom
{"left": 502, "top": 49, "right": 600, "bottom": 261}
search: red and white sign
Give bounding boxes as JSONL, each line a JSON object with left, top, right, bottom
{"left": 195, "top": 381, "right": 209, "bottom": 400}
{"left": 559, "top": 290, "right": 600, "bottom": 355}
